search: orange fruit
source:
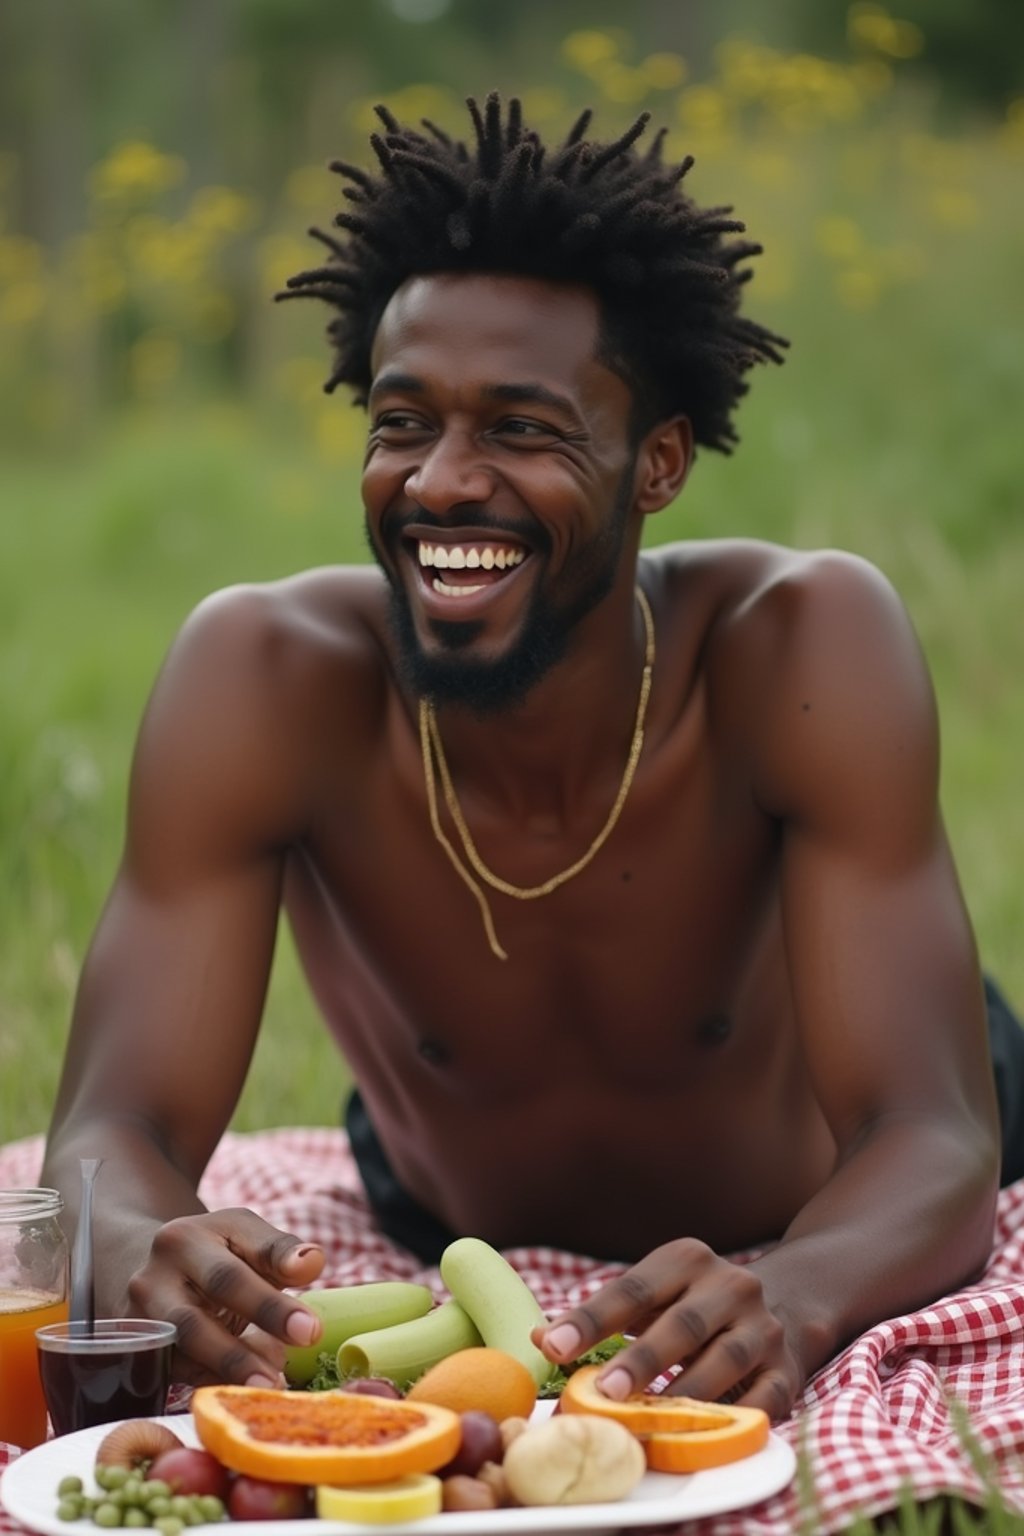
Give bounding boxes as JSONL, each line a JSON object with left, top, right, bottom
{"left": 406, "top": 1347, "right": 538, "bottom": 1421}
{"left": 192, "top": 1385, "right": 460, "bottom": 1485}
{"left": 560, "top": 1365, "right": 769, "bottom": 1471}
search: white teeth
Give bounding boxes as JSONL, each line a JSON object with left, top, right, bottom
{"left": 433, "top": 578, "right": 487, "bottom": 597}
{"left": 416, "top": 541, "right": 527, "bottom": 571}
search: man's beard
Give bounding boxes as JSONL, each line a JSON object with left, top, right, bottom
{"left": 371, "top": 467, "right": 635, "bottom": 716}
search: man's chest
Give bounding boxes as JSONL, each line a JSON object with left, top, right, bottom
{"left": 286, "top": 728, "right": 784, "bottom": 1087}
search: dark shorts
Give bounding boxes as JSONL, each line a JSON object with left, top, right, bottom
{"left": 346, "top": 977, "right": 1024, "bottom": 1265}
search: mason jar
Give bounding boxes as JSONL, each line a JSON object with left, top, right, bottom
{"left": 0, "top": 1188, "right": 69, "bottom": 1448}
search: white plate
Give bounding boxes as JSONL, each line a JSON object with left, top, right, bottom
{"left": 1, "top": 1408, "right": 795, "bottom": 1536}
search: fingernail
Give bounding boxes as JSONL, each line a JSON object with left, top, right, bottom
{"left": 544, "top": 1323, "right": 582, "bottom": 1360}
{"left": 245, "top": 1372, "right": 278, "bottom": 1389}
{"left": 285, "top": 1310, "right": 320, "bottom": 1346}
{"left": 598, "top": 1367, "right": 633, "bottom": 1401}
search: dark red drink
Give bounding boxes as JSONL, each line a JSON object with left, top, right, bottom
{"left": 35, "top": 1319, "right": 175, "bottom": 1436}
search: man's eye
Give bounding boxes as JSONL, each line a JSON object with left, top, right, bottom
{"left": 496, "top": 418, "right": 556, "bottom": 438}
{"left": 373, "top": 412, "right": 423, "bottom": 432}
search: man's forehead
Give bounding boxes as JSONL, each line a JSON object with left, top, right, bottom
{"left": 370, "top": 272, "right": 604, "bottom": 379}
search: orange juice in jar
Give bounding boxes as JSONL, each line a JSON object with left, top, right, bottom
{"left": 0, "top": 1190, "right": 69, "bottom": 1448}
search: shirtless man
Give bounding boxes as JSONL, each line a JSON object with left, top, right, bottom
{"left": 43, "top": 96, "right": 1007, "bottom": 1421}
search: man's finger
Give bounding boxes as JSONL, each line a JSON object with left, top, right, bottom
{"left": 185, "top": 1251, "right": 321, "bottom": 1351}
{"left": 735, "top": 1368, "right": 795, "bottom": 1422}
{"left": 534, "top": 1252, "right": 692, "bottom": 1363}
{"left": 659, "top": 1323, "right": 764, "bottom": 1405}
{"left": 213, "top": 1208, "right": 325, "bottom": 1290}
{"left": 166, "top": 1299, "right": 286, "bottom": 1387}
{"left": 150, "top": 1210, "right": 324, "bottom": 1346}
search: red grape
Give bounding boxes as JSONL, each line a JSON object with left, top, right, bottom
{"left": 147, "top": 1448, "right": 230, "bottom": 1500}
{"left": 440, "top": 1411, "right": 503, "bottom": 1478}
{"left": 228, "top": 1475, "right": 311, "bottom": 1521}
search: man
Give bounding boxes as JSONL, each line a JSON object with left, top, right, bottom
{"left": 44, "top": 95, "right": 1009, "bottom": 1421}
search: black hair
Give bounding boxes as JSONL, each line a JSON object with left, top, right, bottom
{"left": 278, "top": 93, "right": 788, "bottom": 452}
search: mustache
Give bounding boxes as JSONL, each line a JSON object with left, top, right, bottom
{"left": 382, "top": 503, "right": 552, "bottom": 554}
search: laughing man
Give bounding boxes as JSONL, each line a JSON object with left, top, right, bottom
{"left": 43, "top": 96, "right": 1014, "bottom": 1417}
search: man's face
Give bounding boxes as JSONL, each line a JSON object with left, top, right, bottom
{"left": 361, "top": 273, "right": 640, "bottom": 712}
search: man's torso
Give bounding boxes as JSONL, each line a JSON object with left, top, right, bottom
{"left": 245, "top": 539, "right": 840, "bottom": 1259}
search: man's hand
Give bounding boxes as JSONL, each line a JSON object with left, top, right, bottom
{"left": 532, "top": 1240, "right": 800, "bottom": 1421}
{"left": 126, "top": 1208, "right": 326, "bottom": 1386}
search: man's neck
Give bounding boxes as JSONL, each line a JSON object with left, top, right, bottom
{"left": 424, "top": 569, "right": 653, "bottom": 827}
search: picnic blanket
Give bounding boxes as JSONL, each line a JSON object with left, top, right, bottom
{"left": 3, "top": 1127, "right": 1024, "bottom": 1535}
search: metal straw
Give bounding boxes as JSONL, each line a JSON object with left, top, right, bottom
{"left": 69, "top": 1157, "right": 102, "bottom": 1331}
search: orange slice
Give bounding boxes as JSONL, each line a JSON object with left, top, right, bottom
{"left": 192, "top": 1384, "right": 460, "bottom": 1485}
{"left": 560, "top": 1364, "right": 769, "bottom": 1471}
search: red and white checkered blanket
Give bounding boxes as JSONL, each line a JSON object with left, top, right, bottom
{"left": 3, "top": 1127, "right": 1024, "bottom": 1534}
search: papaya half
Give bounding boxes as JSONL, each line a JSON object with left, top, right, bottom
{"left": 191, "top": 1384, "right": 461, "bottom": 1485}
{"left": 560, "top": 1365, "right": 769, "bottom": 1472}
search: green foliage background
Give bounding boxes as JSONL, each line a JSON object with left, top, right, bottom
{"left": 1, "top": 0, "right": 1022, "bottom": 1154}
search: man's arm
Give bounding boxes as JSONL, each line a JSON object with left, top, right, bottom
{"left": 535, "top": 553, "right": 1000, "bottom": 1416}
{"left": 43, "top": 586, "right": 326, "bottom": 1384}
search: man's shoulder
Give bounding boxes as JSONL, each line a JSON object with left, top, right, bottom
{"left": 649, "top": 538, "right": 911, "bottom": 667}
{"left": 180, "top": 564, "right": 387, "bottom": 662}
{"left": 143, "top": 565, "right": 392, "bottom": 768}
{"left": 649, "top": 539, "right": 936, "bottom": 812}
{"left": 650, "top": 537, "right": 892, "bottom": 615}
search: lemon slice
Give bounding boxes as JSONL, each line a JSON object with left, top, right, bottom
{"left": 315, "top": 1474, "right": 443, "bottom": 1524}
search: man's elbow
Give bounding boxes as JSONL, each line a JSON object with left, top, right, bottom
{"left": 953, "top": 1115, "right": 1001, "bottom": 1283}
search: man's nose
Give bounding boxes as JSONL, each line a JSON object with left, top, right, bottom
{"left": 403, "top": 432, "right": 495, "bottom": 514}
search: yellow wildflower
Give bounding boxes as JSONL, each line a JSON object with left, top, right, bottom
{"left": 562, "top": 30, "right": 620, "bottom": 72}
{"left": 816, "top": 215, "right": 864, "bottom": 261}
{"left": 91, "top": 141, "right": 185, "bottom": 203}
{"left": 642, "top": 53, "right": 687, "bottom": 91}
{"left": 188, "top": 186, "right": 257, "bottom": 238}
{"left": 677, "top": 86, "right": 730, "bottom": 136}
{"left": 595, "top": 64, "right": 649, "bottom": 105}
{"left": 350, "top": 84, "right": 457, "bottom": 138}
{"left": 848, "top": 3, "right": 924, "bottom": 60}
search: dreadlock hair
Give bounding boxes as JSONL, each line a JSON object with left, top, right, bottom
{"left": 277, "top": 93, "right": 788, "bottom": 453}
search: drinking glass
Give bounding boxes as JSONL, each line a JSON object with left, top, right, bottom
{"left": 0, "top": 1189, "right": 69, "bottom": 1449}
{"left": 36, "top": 1318, "right": 176, "bottom": 1436}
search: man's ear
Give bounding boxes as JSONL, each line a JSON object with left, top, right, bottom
{"left": 634, "top": 416, "right": 693, "bottom": 514}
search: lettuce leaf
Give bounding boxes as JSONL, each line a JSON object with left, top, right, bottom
{"left": 537, "top": 1333, "right": 630, "bottom": 1399}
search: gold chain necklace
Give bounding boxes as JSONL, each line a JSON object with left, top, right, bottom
{"left": 419, "top": 586, "right": 655, "bottom": 961}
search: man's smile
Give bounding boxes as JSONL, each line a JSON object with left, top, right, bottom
{"left": 404, "top": 534, "right": 533, "bottom": 607}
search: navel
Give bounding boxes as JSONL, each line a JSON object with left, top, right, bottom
{"left": 696, "top": 1011, "right": 732, "bottom": 1047}
{"left": 417, "top": 1037, "right": 451, "bottom": 1067}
